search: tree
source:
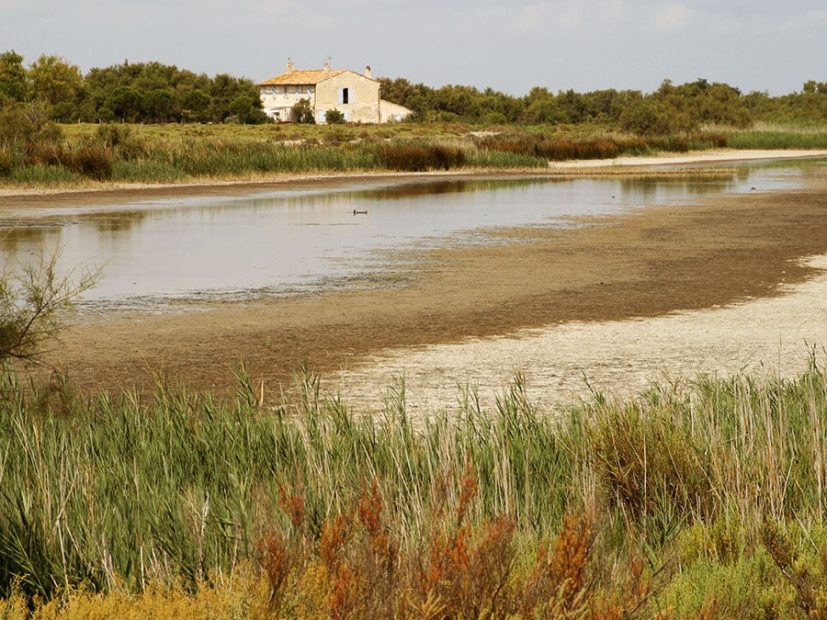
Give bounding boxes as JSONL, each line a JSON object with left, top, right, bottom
{"left": 291, "top": 98, "right": 315, "bottom": 123}
{"left": 324, "top": 109, "right": 345, "bottom": 124}
{"left": 0, "top": 50, "right": 27, "bottom": 102}
{"left": 619, "top": 99, "right": 674, "bottom": 136}
{"left": 142, "top": 88, "right": 178, "bottom": 122}
{"left": 0, "top": 254, "right": 97, "bottom": 363}
{"left": 181, "top": 89, "right": 210, "bottom": 122}
{"left": 106, "top": 86, "right": 143, "bottom": 122}
{"left": 228, "top": 95, "right": 267, "bottom": 124}
{"left": 28, "top": 55, "right": 82, "bottom": 108}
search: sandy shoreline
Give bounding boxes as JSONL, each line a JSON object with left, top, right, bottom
{"left": 547, "top": 148, "right": 827, "bottom": 170}
{"left": 336, "top": 254, "right": 827, "bottom": 414}
{"left": 2, "top": 149, "right": 826, "bottom": 207}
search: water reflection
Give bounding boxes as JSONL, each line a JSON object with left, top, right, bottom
{"left": 616, "top": 175, "right": 739, "bottom": 202}
{"left": 0, "top": 225, "right": 62, "bottom": 261}
{"left": 0, "top": 159, "right": 819, "bottom": 309}
{"left": 92, "top": 210, "right": 149, "bottom": 233}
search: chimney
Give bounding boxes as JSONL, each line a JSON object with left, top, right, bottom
{"left": 323, "top": 57, "right": 331, "bottom": 72}
{"left": 364, "top": 65, "right": 372, "bottom": 79}
{"left": 286, "top": 57, "right": 294, "bottom": 72}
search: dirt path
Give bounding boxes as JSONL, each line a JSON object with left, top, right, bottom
{"left": 36, "top": 165, "right": 827, "bottom": 400}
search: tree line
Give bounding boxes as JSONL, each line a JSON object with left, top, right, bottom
{"left": 0, "top": 51, "right": 268, "bottom": 124}
{"left": 1, "top": 49, "right": 826, "bottom": 132}
{"left": 378, "top": 77, "right": 827, "bottom": 133}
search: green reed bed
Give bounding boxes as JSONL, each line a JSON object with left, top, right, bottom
{"left": 154, "top": 139, "right": 381, "bottom": 177}
{"left": 726, "top": 129, "right": 827, "bottom": 149}
{"left": 5, "top": 362, "right": 827, "bottom": 615}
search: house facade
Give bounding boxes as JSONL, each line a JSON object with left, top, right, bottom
{"left": 259, "top": 59, "right": 412, "bottom": 124}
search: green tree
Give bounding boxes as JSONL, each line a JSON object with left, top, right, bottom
{"left": 291, "top": 98, "right": 315, "bottom": 123}
{"left": 0, "top": 50, "right": 27, "bottom": 102}
{"left": 142, "top": 88, "right": 178, "bottom": 122}
{"left": 181, "top": 89, "right": 210, "bottom": 122}
{"left": 619, "top": 98, "right": 674, "bottom": 135}
{"left": 28, "top": 55, "right": 82, "bottom": 112}
{"left": 106, "top": 86, "right": 143, "bottom": 122}
{"left": 228, "top": 95, "right": 267, "bottom": 124}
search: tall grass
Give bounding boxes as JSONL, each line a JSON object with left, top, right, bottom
{"left": 8, "top": 165, "right": 85, "bottom": 186}
{"left": 2, "top": 122, "right": 825, "bottom": 188}
{"left": 726, "top": 130, "right": 827, "bottom": 149}
{"left": 5, "top": 361, "right": 827, "bottom": 615}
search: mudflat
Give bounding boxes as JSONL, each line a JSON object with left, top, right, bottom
{"left": 37, "top": 163, "right": 827, "bottom": 397}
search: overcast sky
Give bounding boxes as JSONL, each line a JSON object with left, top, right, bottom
{"left": 2, "top": 0, "right": 825, "bottom": 95}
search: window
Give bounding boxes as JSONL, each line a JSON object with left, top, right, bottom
{"left": 340, "top": 87, "right": 350, "bottom": 105}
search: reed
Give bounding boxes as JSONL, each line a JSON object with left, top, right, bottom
{"left": 4, "top": 360, "right": 827, "bottom": 615}
{"left": 2, "top": 122, "right": 826, "bottom": 188}
{"left": 725, "top": 130, "right": 827, "bottom": 149}
{"left": 8, "top": 164, "right": 85, "bottom": 186}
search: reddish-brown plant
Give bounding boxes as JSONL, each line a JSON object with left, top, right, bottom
{"left": 320, "top": 514, "right": 351, "bottom": 572}
{"left": 258, "top": 531, "right": 295, "bottom": 612}
{"left": 278, "top": 485, "right": 306, "bottom": 533}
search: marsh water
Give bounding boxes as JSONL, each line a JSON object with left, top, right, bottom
{"left": 0, "top": 159, "right": 822, "bottom": 309}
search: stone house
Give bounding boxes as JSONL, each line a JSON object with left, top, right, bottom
{"left": 259, "top": 59, "right": 412, "bottom": 124}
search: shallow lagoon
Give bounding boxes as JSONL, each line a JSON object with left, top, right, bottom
{"left": 0, "top": 160, "right": 818, "bottom": 308}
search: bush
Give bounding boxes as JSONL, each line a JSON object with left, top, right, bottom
{"left": 535, "top": 138, "right": 621, "bottom": 160}
{"left": 324, "top": 109, "right": 346, "bottom": 124}
{"left": 66, "top": 144, "right": 113, "bottom": 180}
{"left": 376, "top": 143, "right": 466, "bottom": 171}
{"left": 95, "top": 123, "right": 146, "bottom": 160}
{"left": 480, "top": 111, "right": 508, "bottom": 125}
{"left": 0, "top": 254, "right": 97, "bottom": 362}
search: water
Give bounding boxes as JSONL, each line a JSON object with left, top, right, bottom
{"left": 0, "top": 160, "right": 819, "bottom": 309}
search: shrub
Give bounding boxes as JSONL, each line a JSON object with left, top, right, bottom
{"left": 324, "top": 109, "right": 346, "bottom": 124}
{"left": 0, "top": 253, "right": 97, "bottom": 362}
{"left": 69, "top": 144, "right": 113, "bottom": 180}
{"left": 376, "top": 143, "right": 466, "bottom": 171}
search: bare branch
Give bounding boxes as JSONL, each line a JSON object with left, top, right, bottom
{"left": 0, "top": 251, "right": 99, "bottom": 363}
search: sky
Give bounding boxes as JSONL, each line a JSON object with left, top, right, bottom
{"left": 1, "top": 0, "right": 825, "bottom": 96}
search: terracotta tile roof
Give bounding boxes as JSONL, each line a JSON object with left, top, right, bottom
{"left": 259, "top": 69, "right": 346, "bottom": 86}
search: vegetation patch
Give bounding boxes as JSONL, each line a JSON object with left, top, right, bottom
{"left": 2, "top": 361, "right": 827, "bottom": 616}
